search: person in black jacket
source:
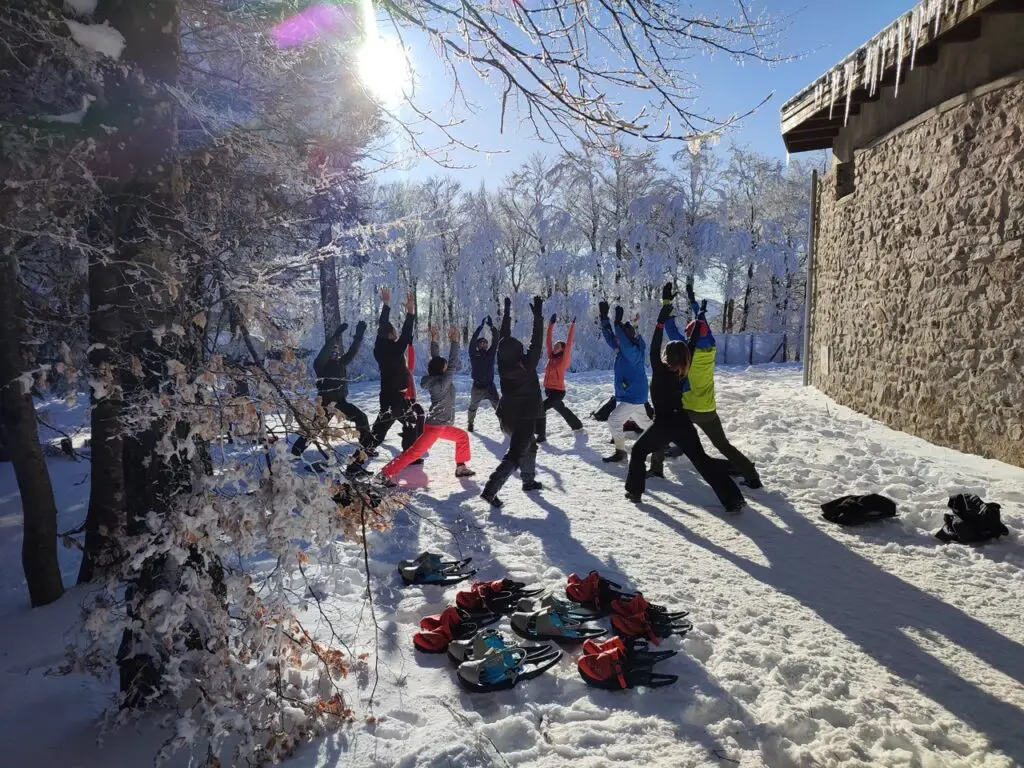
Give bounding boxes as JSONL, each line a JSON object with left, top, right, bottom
{"left": 368, "top": 287, "right": 418, "bottom": 449}
{"left": 481, "top": 296, "right": 545, "bottom": 508}
{"left": 466, "top": 316, "right": 499, "bottom": 432}
{"left": 624, "top": 284, "right": 744, "bottom": 511}
{"left": 291, "top": 320, "right": 372, "bottom": 457}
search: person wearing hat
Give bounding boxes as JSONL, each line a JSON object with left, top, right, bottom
{"left": 666, "top": 282, "right": 762, "bottom": 489}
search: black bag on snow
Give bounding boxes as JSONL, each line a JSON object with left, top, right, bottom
{"left": 936, "top": 494, "right": 1009, "bottom": 544}
{"left": 821, "top": 494, "right": 897, "bottom": 526}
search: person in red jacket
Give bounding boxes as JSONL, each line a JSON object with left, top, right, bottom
{"left": 536, "top": 314, "right": 583, "bottom": 442}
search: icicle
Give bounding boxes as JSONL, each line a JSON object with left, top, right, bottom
{"left": 866, "top": 44, "right": 876, "bottom": 97}
{"left": 932, "top": 0, "right": 943, "bottom": 37}
{"left": 829, "top": 68, "right": 839, "bottom": 120}
{"left": 895, "top": 15, "right": 906, "bottom": 97}
{"left": 843, "top": 59, "right": 855, "bottom": 125}
{"left": 910, "top": 5, "right": 922, "bottom": 71}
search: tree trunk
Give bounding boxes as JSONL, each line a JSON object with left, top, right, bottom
{"left": 79, "top": 251, "right": 125, "bottom": 584}
{"left": 97, "top": 0, "right": 184, "bottom": 707}
{"left": 739, "top": 261, "right": 754, "bottom": 333}
{"left": 0, "top": 251, "right": 65, "bottom": 607}
{"left": 319, "top": 251, "right": 341, "bottom": 338}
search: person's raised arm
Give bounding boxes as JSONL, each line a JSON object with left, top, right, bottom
{"left": 546, "top": 315, "right": 555, "bottom": 358}
{"left": 470, "top": 320, "right": 484, "bottom": 354}
{"left": 564, "top": 319, "right": 576, "bottom": 369}
{"left": 598, "top": 300, "right": 616, "bottom": 350}
{"left": 500, "top": 298, "right": 512, "bottom": 340}
{"left": 489, "top": 316, "right": 499, "bottom": 349}
{"left": 525, "top": 296, "right": 545, "bottom": 368}
{"left": 398, "top": 291, "right": 415, "bottom": 347}
{"left": 651, "top": 300, "right": 673, "bottom": 373}
{"left": 377, "top": 288, "right": 391, "bottom": 340}
{"left": 341, "top": 320, "right": 366, "bottom": 364}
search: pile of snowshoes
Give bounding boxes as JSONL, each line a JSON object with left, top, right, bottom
{"left": 407, "top": 561, "right": 693, "bottom": 693}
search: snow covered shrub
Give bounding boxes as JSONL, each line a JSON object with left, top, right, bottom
{"left": 74, "top": 339, "right": 401, "bottom": 764}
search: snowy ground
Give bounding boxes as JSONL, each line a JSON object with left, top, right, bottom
{"left": 2, "top": 366, "right": 1023, "bottom": 767}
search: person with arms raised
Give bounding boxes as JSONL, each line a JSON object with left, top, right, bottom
{"left": 536, "top": 313, "right": 583, "bottom": 442}
{"left": 624, "top": 284, "right": 744, "bottom": 510}
{"left": 481, "top": 296, "right": 545, "bottom": 508}
{"left": 599, "top": 300, "right": 652, "bottom": 463}
{"left": 466, "top": 315, "right": 499, "bottom": 432}
{"left": 369, "top": 287, "right": 419, "bottom": 452}
{"left": 378, "top": 325, "right": 475, "bottom": 483}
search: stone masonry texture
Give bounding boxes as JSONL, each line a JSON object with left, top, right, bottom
{"left": 810, "top": 78, "right": 1024, "bottom": 467}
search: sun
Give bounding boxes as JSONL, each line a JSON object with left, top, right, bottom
{"left": 357, "top": 35, "right": 411, "bottom": 109}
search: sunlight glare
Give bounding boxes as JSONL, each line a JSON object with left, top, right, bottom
{"left": 357, "top": 35, "right": 411, "bottom": 110}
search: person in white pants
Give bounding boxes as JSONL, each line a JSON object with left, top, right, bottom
{"left": 597, "top": 301, "right": 651, "bottom": 463}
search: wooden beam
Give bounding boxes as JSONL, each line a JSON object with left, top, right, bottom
{"left": 785, "top": 136, "right": 836, "bottom": 153}
{"left": 938, "top": 16, "right": 983, "bottom": 42}
{"left": 783, "top": 126, "right": 842, "bottom": 142}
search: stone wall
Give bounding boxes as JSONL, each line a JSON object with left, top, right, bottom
{"left": 809, "top": 77, "right": 1024, "bottom": 467}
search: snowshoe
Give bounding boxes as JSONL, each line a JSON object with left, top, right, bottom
{"left": 565, "top": 571, "right": 637, "bottom": 616}
{"left": 516, "top": 593, "right": 601, "bottom": 621}
{"left": 419, "top": 606, "right": 499, "bottom": 633}
{"left": 399, "top": 553, "right": 477, "bottom": 586}
{"left": 447, "top": 628, "right": 560, "bottom": 667}
{"left": 456, "top": 578, "right": 544, "bottom": 614}
{"left": 510, "top": 607, "right": 606, "bottom": 643}
{"left": 610, "top": 593, "right": 689, "bottom": 622}
{"left": 578, "top": 646, "right": 678, "bottom": 690}
{"left": 611, "top": 612, "right": 692, "bottom": 645}
{"left": 581, "top": 635, "right": 677, "bottom": 665}
{"left": 413, "top": 607, "right": 500, "bottom": 654}
{"left": 456, "top": 645, "right": 563, "bottom": 693}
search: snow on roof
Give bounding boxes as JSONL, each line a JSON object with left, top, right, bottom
{"left": 780, "top": 0, "right": 996, "bottom": 152}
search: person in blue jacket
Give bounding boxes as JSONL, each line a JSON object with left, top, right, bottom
{"left": 599, "top": 300, "right": 652, "bottom": 463}
{"left": 466, "top": 316, "right": 499, "bottom": 432}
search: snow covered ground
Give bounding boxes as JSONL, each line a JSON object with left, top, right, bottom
{"left": 2, "top": 366, "right": 1023, "bottom": 767}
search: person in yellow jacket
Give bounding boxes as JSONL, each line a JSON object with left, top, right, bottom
{"left": 665, "top": 283, "right": 762, "bottom": 489}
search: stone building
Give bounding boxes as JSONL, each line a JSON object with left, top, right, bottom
{"left": 781, "top": 0, "right": 1024, "bottom": 467}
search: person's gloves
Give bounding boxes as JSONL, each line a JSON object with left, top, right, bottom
{"left": 614, "top": 306, "right": 624, "bottom": 325}
{"left": 550, "top": 313, "right": 557, "bottom": 325}
{"left": 485, "top": 315, "right": 493, "bottom": 327}
{"left": 662, "top": 282, "right": 675, "bottom": 303}
{"left": 355, "top": 320, "right": 367, "bottom": 335}
{"left": 598, "top": 300, "right": 609, "bottom": 320}
{"left": 532, "top": 296, "right": 543, "bottom": 315}
{"left": 334, "top": 322, "right": 349, "bottom": 337}
{"left": 504, "top": 297, "right": 512, "bottom": 314}
{"left": 571, "top": 316, "right": 577, "bottom": 324}
{"left": 686, "top": 279, "right": 696, "bottom": 304}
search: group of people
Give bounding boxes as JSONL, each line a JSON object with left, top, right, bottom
{"left": 294, "top": 283, "right": 761, "bottom": 511}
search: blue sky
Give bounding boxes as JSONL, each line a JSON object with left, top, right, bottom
{"left": 381, "top": 0, "right": 904, "bottom": 183}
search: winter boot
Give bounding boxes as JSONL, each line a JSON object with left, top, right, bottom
{"left": 481, "top": 490, "right": 503, "bottom": 508}
{"left": 455, "top": 464, "right": 476, "bottom": 478}
{"left": 522, "top": 480, "right": 543, "bottom": 493}
{"left": 646, "top": 468, "right": 665, "bottom": 479}
{"left": 625, "top": 492, "right": 643, "bottom": 504}
{"left": 602, "top": 449, "right": 628, "bottom": 464}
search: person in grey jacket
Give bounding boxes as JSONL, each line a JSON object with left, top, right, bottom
{"left": 378, "top": 326, "right": 476, "bottom": 482}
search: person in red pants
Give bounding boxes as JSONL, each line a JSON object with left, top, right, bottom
{"left": 380, "top": 326, "right": 476, "bottom": 483}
